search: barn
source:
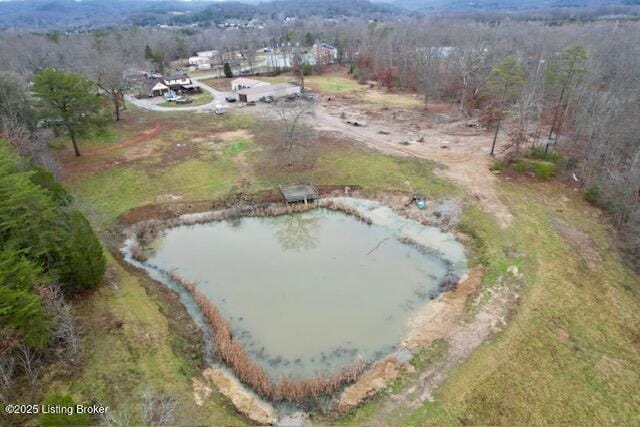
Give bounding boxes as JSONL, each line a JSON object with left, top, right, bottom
{"left": 235, "top": 83, "right": 301, "bottom": 103}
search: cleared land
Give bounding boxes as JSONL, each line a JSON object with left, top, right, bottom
{"left": 47, "top": 72, "right": 640, "bottom": 425}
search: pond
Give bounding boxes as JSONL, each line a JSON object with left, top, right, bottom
{"left": 125, "top": 198, "right": 467, "bottom": 381}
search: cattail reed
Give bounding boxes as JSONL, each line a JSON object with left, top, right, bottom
{"left": 318, "top": 200, "right": 373, "bottom": 225}
{"left": 129, "top": 242, "right": 147, "bottom": 262}
{"left": 167, "top": 272, "right": 367, "bottom": 404}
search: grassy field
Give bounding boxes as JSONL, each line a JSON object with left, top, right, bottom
{"left": 49, "top": 101, "right": 640, "bottom": 425}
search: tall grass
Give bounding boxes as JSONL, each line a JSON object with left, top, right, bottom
{"left": 167, "top": 272, "right": 367, "bottom": 404}
{"left": 317, "top": 199, "right": 373, "bottom": 224}
{"left": 129, "top": 242, "right": 147, "bottom": 262}
{"left": 131, "top": 200, "right": 373, "bottom": 239}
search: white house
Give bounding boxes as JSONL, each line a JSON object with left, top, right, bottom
{"left": 188, "top": 56, "right": 211, "bottom": 66}
{"left": 235, "top": 83, "right": 300, "bottom": 103}
{"left": 196, "top": 50, "right": 218, "bottom": 58}
{"left": 231, "top": 77, "right": 270, "bottom": 92}
{"left": 163, "top": 74, "right": 192, "bottom": 89}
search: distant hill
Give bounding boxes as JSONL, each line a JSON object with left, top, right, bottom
{"left": 0, "top": 0, "right": 635, "bottom": 30}
{"left": 0, "top": 0, "right": 199, "bottom": 29}
{"left": 172, "top": 0, "right": 402, "bottom": 25}
{"left": 0, "top": 0, "right": 401, "bottom": 29}
{"left": 381, "top": 0, "right": 629, "bottom": 11}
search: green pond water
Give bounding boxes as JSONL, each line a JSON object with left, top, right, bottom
{"left": 127, "top": 199, "right": 467, "bottom": 380}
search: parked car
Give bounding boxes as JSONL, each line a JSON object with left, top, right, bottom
{"left": 215, "top": 104, "right": 225, "bottom": 115}
{"left": 225, "top": 96, "right": 236, "bottom": 102}
{"left": 260, "top": 95, "right": 274, "bottom": 103}
{"left": 163, "top": 90, "right": 179, "bottom": 102}
{"left": 175, "top": 97, "right": 193, "bottom": 104}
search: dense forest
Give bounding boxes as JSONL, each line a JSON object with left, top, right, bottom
{"left": 0, "top": 140, "right": 105, "bottom": 405}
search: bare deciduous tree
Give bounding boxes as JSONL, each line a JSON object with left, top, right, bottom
{"left": 16, "top": 344, "right": 42, "bottom": 399}
{"left": 42, "top": 286, "right": 80, "bottom": 362}
{"left": 141, "top": 387, "right": 178, "bottom": 426}
{"left": 0, "top": 355, "right": 15, "bottom": 404}
{"left": 274, "top": 100, "right": 312, "bottom": 166}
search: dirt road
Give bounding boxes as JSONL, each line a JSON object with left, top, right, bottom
{"left": 309, "top": 101, "right": 514, "bottom": 227}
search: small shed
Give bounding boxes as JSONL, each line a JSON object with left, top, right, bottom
{"left": 279, "top": 184, "right": 319, "bottom": 204}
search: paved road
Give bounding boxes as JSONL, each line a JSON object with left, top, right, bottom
{"left": 125, "top": 75, "right": 236, "bottom": 112}
{"left": 125, "top": 54, "right": 296, "bottom": 112}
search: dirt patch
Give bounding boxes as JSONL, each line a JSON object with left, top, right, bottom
{"left": 121, "top": 140, "right": 156, "bottom": 162}
{"left": 336, "top": 356, "right": 404, "bottom": 413}
{"left": 301, "top": 102, "right": 514, "bottom": 227}
{"left": 161, "top": 142, "right": 197, "bottom": 165}
{"left": 557, "top": 327, "right": 571, "bottom": 342}
{"left": 217, "top": 129, "right": 253, "bottom": 142}
{"left": 83, "top": 122, "right": 161, "bottom": 157}
{"left": 201, "top": 367, "right": 277, "bottom": 425}
{"left": 550, "top": 217, "right": 602, "bottom": 269}
{"left": 192, "top": 377, "right": 213, "bottom": 406}
{"left": 402, "top": 267, "right": 483, "bottom": 351}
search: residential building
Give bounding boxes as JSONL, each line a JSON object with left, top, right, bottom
{"left": 312, "top": 42, "right": 338, "bottom": 65}
{"left": 141, "top": 79, "right": 169, "bottom": 98}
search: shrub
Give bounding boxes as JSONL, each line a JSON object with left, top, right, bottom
{"left": 527, "top": 146, "right": 563, "bottom": 164}
{"left": 29, "top": 165, "right": 72, "bottom": 206}
{"left": 532, "top": 160, "right": 557, "bottom": 181}
{"left": 489, "top": 160, "right": 505, "bottom": 172}
{"left": 302, "top": 63, "right": 313, "bottom": 76}
{"left": 40, "top": 393, "right": 90, "bottom": 426}
{"left": 583, "top": 184, "right": 602, "bottom": 205}
{"left": 513, "top": 161, "right": 527, "bottom": 173}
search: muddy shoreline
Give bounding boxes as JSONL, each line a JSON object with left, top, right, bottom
{"left": 110, "top": 189, "right": 472, "bottom": 424}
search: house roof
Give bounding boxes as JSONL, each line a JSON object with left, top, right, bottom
{"left": 164, "top": 73, "right": 190, "bottom": 81}
{"left": 315, "top": 42, "right": 336, "bottom": 50}
{"left": 236, "top": 83, "right": 297, "bottom": 96}
{"left": 232, "top": 77, "right": 269, "bottom": 87}
{"left": 143, "top": 80, "right": 169, "bottom": 92}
